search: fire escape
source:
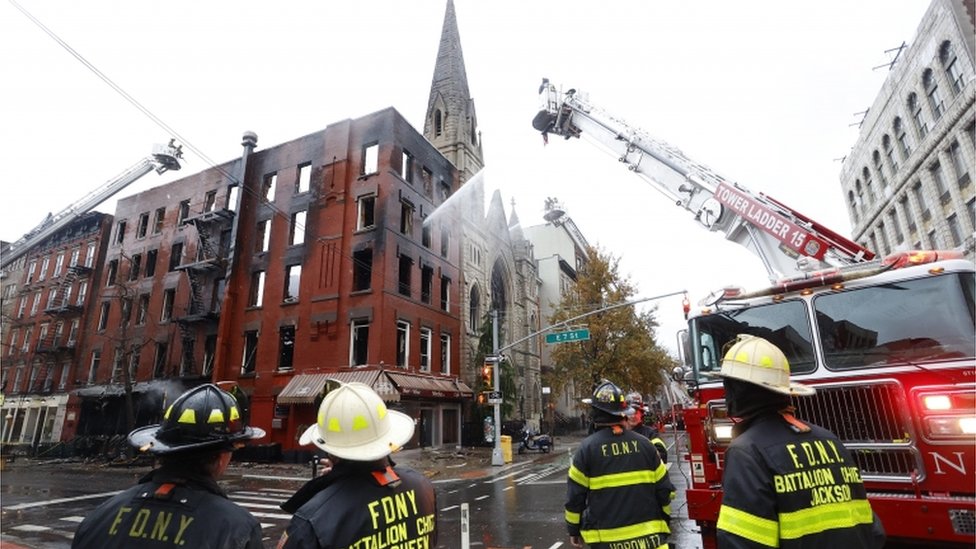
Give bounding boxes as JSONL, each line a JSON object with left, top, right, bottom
{"left": 174, "top": 208, "right": 233, "bottom": 378}
{"left": 35, "top": 263, "right": 92, "bottom": 392}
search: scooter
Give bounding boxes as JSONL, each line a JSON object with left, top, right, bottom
{"left": 517, "top": 427, "right": 553, "bottom": 454}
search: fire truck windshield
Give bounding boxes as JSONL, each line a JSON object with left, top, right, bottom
{"left": 690, "top": 271, "right": 975, "bottom": 381}
{"left": 815, "top": 271, "right": 975, "bottom": 369}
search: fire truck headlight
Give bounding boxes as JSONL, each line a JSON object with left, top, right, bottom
{"left": 922, "top": 394, "right": 952, "bottom": 411}
{"left": 926, "top": 416, "right": 976, "bottom": 436}
{"left": 712, "top": 424, "right": 733, "bottom": 442}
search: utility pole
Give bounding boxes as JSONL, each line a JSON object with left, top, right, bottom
{"left": 490, "top": 309, "right": 504, "bottom": 466}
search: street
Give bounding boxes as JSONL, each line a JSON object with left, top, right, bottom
{"left": 0, "top": 434, "right": 703, "bottom": 548}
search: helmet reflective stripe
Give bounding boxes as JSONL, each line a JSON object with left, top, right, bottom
{"left": 208, "top": 409, "right": 226, "bottom": 424}
{"left": 178, "top": 409, "right": 196, "bottom": 424}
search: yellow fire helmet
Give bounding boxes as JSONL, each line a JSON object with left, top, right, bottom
{"left": 299, "top": 381, "right": 415, "bottom": 461}
{"left": 712, "top": 335, "right": 816, "bottom": 396}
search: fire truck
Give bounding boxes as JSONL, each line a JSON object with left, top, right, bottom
{"left": 534, "top": 78, "right": 976, "bottom": 547}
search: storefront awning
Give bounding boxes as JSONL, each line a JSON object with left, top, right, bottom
{"left": 73, "top": 381, "right": 168, "bottom": 399}
{"left": 277, "top": 370, "right": 400, "bottom": 405}
{"left": 386, "top": 372, "right": 474, "bottom": 400}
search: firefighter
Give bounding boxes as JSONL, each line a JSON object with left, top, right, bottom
{"left": 566, "top": 380, "right": 674, "bottom": 549}
{"left": 71, "top": 384, "right": 266, "bottom": 549}
{"left": 625, "top": 391, "right": 668, "bottom": 463}
{"left": 712, "top": 335, "right": 886, "bottom": 548}
{"left": 277, "top": 382, "right": 437, "bottom": 548}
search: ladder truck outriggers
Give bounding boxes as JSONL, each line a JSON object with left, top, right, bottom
{"left": 534, "top": 78, "right": 975, "bottom": 547}
{"left": 1, "top": 141, "right": 183, "bottom": 270}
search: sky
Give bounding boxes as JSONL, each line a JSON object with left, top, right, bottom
{"left": 1, "top": 0, "right": 932, "bottom": 355}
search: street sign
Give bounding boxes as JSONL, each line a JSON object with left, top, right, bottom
{"left": 545, "top": 328, "right": 591, "bottom": 344}
{"left": 487, "top": 391, "right": 502, "bottom": 404}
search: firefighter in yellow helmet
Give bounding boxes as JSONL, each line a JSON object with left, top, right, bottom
{"left": 566, "top": 380, "right": 674, "bottom": 548}
{"left": 277, "top": 382, "right": 437, "bottom": 548}
{"left": 72, "top": 383, "right": 266, "bottom": 549}
{"left": 712, "top": 335, "right": 885, "bottom": 548}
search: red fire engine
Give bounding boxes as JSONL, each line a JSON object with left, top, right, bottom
{"left": 534, "top": 79, "right": 975, "bottom": 547}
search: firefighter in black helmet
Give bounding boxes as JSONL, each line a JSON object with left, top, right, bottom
{"left": 566, "top": 380, "right": 674, "bottom": 548}
{"left": 72, "top": 383, "right": 266, "bottom": 549}
{"left": 712, "top": 335, "right": 885, "bottom": 548}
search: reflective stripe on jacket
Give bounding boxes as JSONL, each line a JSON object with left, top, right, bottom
{"left": 717, "top": 413, "right": 886, "bottom": 548}
{"left": 565, "top": 426, "right": 674, "bottom": 548}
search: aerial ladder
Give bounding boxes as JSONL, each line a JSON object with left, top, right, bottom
{"left": 1, "top": 141, "right": 183, "bottom": 270}
{"left": 532, "top": 78, "right": 873, "bottom": 280}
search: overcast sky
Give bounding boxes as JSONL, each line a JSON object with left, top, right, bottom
{"left": 1, "top": 1, "right": 931, "bottom": 354}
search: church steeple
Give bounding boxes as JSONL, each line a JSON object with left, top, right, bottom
{"left": 424, "top": 0, "right": 483, "bottom": 184}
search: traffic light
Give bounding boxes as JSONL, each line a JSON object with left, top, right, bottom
{"left": 482, "top": 360, "right": 494, "bottom": 387}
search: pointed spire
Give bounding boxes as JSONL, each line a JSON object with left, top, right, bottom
{"left": 424, "top": 0, "right": 483, "bottom": 184}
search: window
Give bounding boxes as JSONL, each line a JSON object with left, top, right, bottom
{"left": 39, "top": 256, "right": 49, "bottom": 281}
{"left": 862, "top": 167, "right": 875, "bottom": 206}
{"left": 97, "top": 302, "right": 110, "bottom": 331}
{"left": 13, "top": 367, "right": 24, "bottom": 393}
{"left": 76, "top": 280, "right": 88, "bottom": 306}
{"left": 204, "top": 191, "right": 217, "bottom": 212}
{"left": 912, "top": 182, "right": 930, "bottom": 221}
{"left": 26, "top": 260, "right": 36, "bottom": 283}
{"left": 888, "top": 209, "right": 903, "bottom": 244}
{"left": 249, "top": 271, "right": 265, "bottom": 307}
{"left": 52, "top": 321, "right": 63, "bottom": 348}
{"left": 263, "top": 173, "right": 277, "bottom": 201}
{"left": 894, "top": 118, "right": 911, "bottom": 158}
{"left": 129, "top": 254, "right": 142, "bottom": 281}
{"left": 400, "top": 200, "right": 414, "bottom": 235}
{"left": 396, "top": 320, "right": 410, "bottom": 367}
{"left": 401, "top": 150, "right": 414, "bottom": 183}
{"left": 53, "top": 252, "right": 64, "bottom": 278}
{"left": 440, "top": 275, "right": 451, "bottom": 311}
{"left": 256, "top": 220, "right": 271, "bottom": 253}
{"left": 203, "top": 335, "right": 217, "bottom": 376}
{"left": 69, "top": 247, "right": 80, "bottom": 267}
{"left": 440, "top": 226, "right": 450, "bottom": 258}
{"left": 137, "top": 212, "right": 150, "bottom": 239}
{"left": 226, "top": 184, "right": 240, "bottom": 212}
{"left": 111, "top": 348, "right": 124, "bottom": 381}
{"left": 88, "top": 350, "right": 101, "bottom": 385}
{"left": 908, "top": 93, "right": 928, "bottom": 139}
{"left": 153, "top": 207, "right": 165, "bottom": 234}
{"left": 440, "top": 333, "right": 451, "bottom": 374}
{"left": 58, "top": 361, "right": 70, "bottom": 390}
{"left": 115, "top": 220, "right": 127, "bottom": 244}
{"left": 46, "top": 288, "right": 58, "bottom": 310}
{"left": 30, "top": 290, "right": 41, "bottom": 316}
{"left": 169, "top": 242, "right": 183, "bottom": 271}
{"left": 242, "top": 330, "right": 258, "bottom": 374}
{"left": 362, "top": 143, "right": 378, "bottom": 176}
{"left": 290, "top": 210, "right": 306, "bottom": 245}
{"left": 923, "top": 69, "right": 945, "bottom": 121}
{"left": 881, "top": 135, "right": 899, "bottom": 175}
{"left": 873, "top": 151, "right": 889, "bottom": 192}
{"left": 947, "top": 214, "right": 963, "bottom": 247}
{"left": 439, "top": 181, "right": 451, "bottom": 204}
{"left": 145, "top": 249, "right": 157, "bottom": 277}
{"left": 278, "top": 325, "right": 295, "bottom": 370}
{"left": 106, "top": 259, "right": 118, "bottom": 287}
{"left": 153, "top": 343, "right": 168, "bottom": 378}
{"left": 357, "top": 195, "right": 376, "bottom": 230}
{"left": 930, "top": 162, "right": 950, "bottom": 203}
{"left": 7, "top": 329, "right": 18, "bottom": 357}
{"left": 434, "top": 110, "right": 443, "bottom": 136}
{"left": 419, "top": 328, "right": 431, "bottom": 372}
{"left": 178, "top": 200, "right": 190, "bottom": 224}
{"left": 161, "top": 288, "right": 175, "bottom": 322}
{"left": 948, "top": 140, "right": 970, "bottom": 187}
{"left": 67, "top": 319, "right": 79, "bottom": 347}
{"left": 296, "top": 163, "right": 311, "bottom": 193}
{"left": 422, "top": 218, "right": 431, "bottom": 248}
{"left": 421, "top": 264, "right": 433, "bottom": 304}
{"left": 22, "top": 326, "right": 32, "bottom": 353}
{"left": 350, "top": 320, "right": 369, "bottom": 366}
{"left": 940, "top": 41, "right": 964, "bottom": 95}
{"left": 137, "top": 294, "right": 149, "bottom": 325}
{"left": 352, "top": 248, "right": 372, "bottom": 291}
{"left": 901, "top": 196, "right": 914, "bottom": 234}
{"left": 284, "top": 265, "right": 301, "bottom": 302}
{"left": 927, "top": 229, "right": 939, "bottom": 249}
{"left": 847, "top": 191, "right": 859, "bottom": 222}
{"left": 398, "top": 254, "right": 413, "bottom": 296}
{"left": 421, "top": 168, "right": 433, "bottom": 194}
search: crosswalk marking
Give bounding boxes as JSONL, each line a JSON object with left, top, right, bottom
{"left": 60, "top": 516, "right": 85, "bottom": 523}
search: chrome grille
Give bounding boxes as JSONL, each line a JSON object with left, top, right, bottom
{"left": 791, "top": 380, "right": 918, "bottom": 481}
{"left": 950, "top": 508, "right": 975, "bottom": 535}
